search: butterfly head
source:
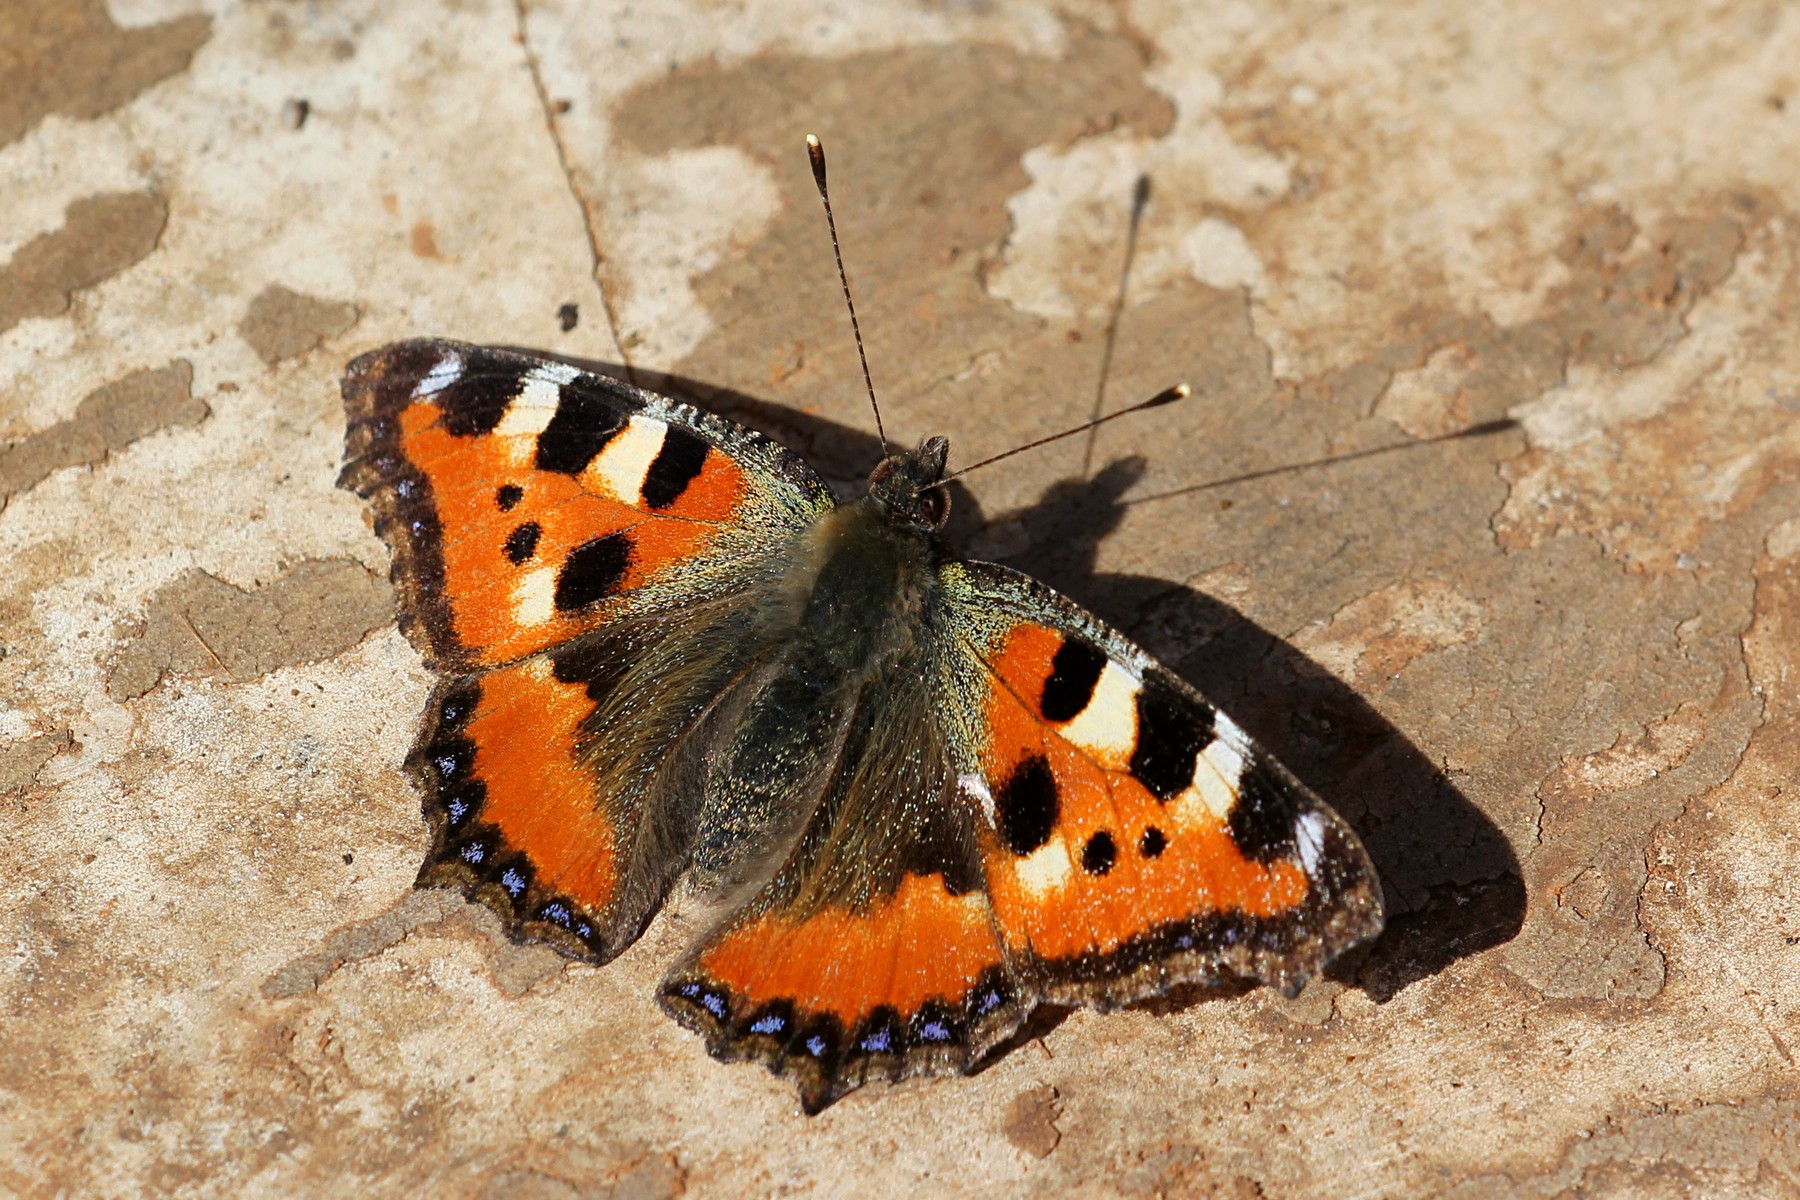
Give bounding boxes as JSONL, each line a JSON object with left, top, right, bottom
{"left": 866, "top": 437, "right": 951, "bottom": 531}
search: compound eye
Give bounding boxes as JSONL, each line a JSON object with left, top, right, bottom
{"left": 916, "top": 486, "right": 949, "bottom": 528}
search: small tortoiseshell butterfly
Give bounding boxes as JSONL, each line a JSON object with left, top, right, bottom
{"left": 338, "top": 147, "right": 1383, "bottom": 1114}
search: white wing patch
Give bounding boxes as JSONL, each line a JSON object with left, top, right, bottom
{"left": 1014, "top": 837, "right": 1073, "bottom": 896}
{"left": 415, "top": 351, "right": 463, "bottom": 397}
{"left": 1295, "top": 810, "right": 1329, "bottom": 875}
{"left": 589, "top": 415, "right": 669, "bottom": 505}
{"left": 1213, "top": 709, "right": 1252, "bottom": 754}
{"left": 1174, "top": 734, "right": 1247, "bottom": 828}
{"left": 1057, "top": 660, "right": 1141, "bottom": 768}
{"left": 513, "top": 565, "right": 558, "bottom": 627}
{"left": 495, "top": 363, "right": 579, "bottom": 441}
{"left": 496, "top": 400, "right": 556, "bottom": 438}
{"left": 518, "top": 361, "right": 580, "bottom": 407}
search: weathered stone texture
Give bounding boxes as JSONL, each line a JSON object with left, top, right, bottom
{"left": 3, "top": 1, "right": 1797, "bottom": 1196}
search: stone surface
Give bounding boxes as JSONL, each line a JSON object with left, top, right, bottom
{"left": 3, "top": 1, "right": 1797, "bottom": 1196}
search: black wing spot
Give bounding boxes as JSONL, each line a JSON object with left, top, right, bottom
{"left": 503, "top": 521, "right": 541, "bottom": 564}
{"left": 1229, "top": 765, "right": 1299, "bottom": 863}
{"left": 1129, "top": 678, "right": 1213, "bottom": 802}
{"left": 535, "top": 387, "right": 624, "bottom": 475}
{"left": 641, "top": 425, "right": 709, "bottom": 509}
{"left": 549, "top": 635, "right": 634, "bottom": 704}
{"left": 1080, "top": 830, "right": 1117, "bottom": 876}
{"left": 495, "top": 483, "right": 523, "bottom": 511}
{"left": 1040, "top": 638, "right": 1107, "bottom": 723}
{"left": 555, "top": 533, "right": 632, "bottom": 611}
{"left": 1139, "top": 825, "right": 1167, "bottom": 858}
{"left": 438, "top": 373, "right": 515, "bottom": 436}
{"left": 996, "top": 754, "right": 1058, "bottom": 855}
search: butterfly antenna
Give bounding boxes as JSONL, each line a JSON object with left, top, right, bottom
{"left": 923, "top": 383, "right": 1191, "bottom": 491}
{"left": 806, "top": 134, "right": 889, "bottom": 457}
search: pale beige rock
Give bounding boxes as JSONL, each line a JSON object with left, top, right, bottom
{"left": 3, "top": 0, "right": 1798, "bottom": 1196}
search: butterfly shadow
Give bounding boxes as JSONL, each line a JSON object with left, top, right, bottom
{"left": 512, "top": 351, "right": 1526, "bottom": 1012}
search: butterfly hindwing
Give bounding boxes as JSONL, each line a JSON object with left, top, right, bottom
{"left": 339, "top": 339, "right": 834, "bottom": 672}
{"left": 407, "top": 600, "right": 760, "bottom": 961}
{"left": 941, "top": 561, "right": 1384, "bottom": 1004}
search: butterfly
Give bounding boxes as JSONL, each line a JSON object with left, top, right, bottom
{"left": 337, "top": 331, "right": 1384, "bottom": 1112}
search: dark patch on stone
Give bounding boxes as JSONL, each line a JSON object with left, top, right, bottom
{"left": 1, "top": 1, "right": 212, "bottom": 148}
{"left": 238, "top": 284, "right": 358, "bottom": 365}
{"left": 534, "top": 387, "right": 623, "bottom": 475}
{"left": 108, "top": 559, "right": 393, "bottom": 700}
{"left": 0, "top": 729, "right": 74, "bottom": 795}
{"left": 1550, "top": 205, "right": 1746, "bottom": 371}
{"left": 641, "top": 425, "right": 709, "bottom": 509}
{"left": 495, "top": 483, "right": 523, "bottom": 511}
{"left": 502, "top": 522, "right": 540, "bottom": 564}
{"left": 1, "top": 361, "right": 205, "bottom": 505}
{"left": 556, "top": 302, "right": 579, "bottom": 332}
{"left": 1081, "top": 830, "right": 1117, "bottom": 876}
{"left": 1040, "top": 637, "right": 1106, "bottom": 723}
{"left": 610, "top": 31, "right": 1175, "bottom": 490}
{"left": 996, "top": 754, "right": 1058, "bottom": 855}
{"left": 0, "top": 191, "right": 168, "bottom": 335}
{"left": 1001, "top": 1085, "right": 1063, "bottom": 1159}
{"left": 1130, "top": 679, "right": 1212, "bottom": 802}
{"left": 555, "top": 533, "right": 632, "bottom": 611}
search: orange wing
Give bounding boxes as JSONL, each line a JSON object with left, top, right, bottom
{"left": 403, "top": 607, "right": 758, "bottom": 962}
{"left": 944, "top": 561, "right": 1384, "bottom": 1004}
{"left": 659, "top": 668, "right": 1031, "bottom": 1114}
{"left": 340, "top": 340, "right": 832, "bottom": 672}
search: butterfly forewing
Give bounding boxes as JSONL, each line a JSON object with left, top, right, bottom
{"left": 938, "top": 561, "right": 1384, "bottom": 1004}
{"left": 339, "top": 339, "right": 833, "bottom": 672}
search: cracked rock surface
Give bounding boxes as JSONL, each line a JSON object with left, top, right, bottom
{"left": 3, "top": 1, "right": 1798, "bottom": 1196}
